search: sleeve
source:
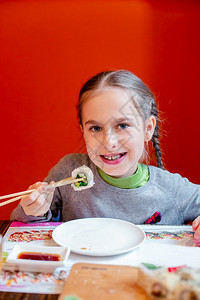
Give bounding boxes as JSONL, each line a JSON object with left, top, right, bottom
{"left": 181, "top": 183, "right": 200, "bottom": 223}
{"left": 9, "top": 154, "right": 84, "bottom": 223}
{"left": 9, "top": 187, "right": 63, "bottom": 223}
{"left": 172, "top": 174, "right": 200, "bottom": 223}
{"left": 10, "top": 154, "right": 72, "bottom": 223}
{"left": 10, "top": 204, "right": 52, "bottom": 223}
{"left": 43, "top": 155, "right": 73, "bottom": 222}
{"left": 9, "top": 183, "right": 63, "bottom": 223}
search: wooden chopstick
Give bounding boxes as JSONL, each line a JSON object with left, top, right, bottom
{"left": 0, "top": 195, "right": 25, "bottom": 207}
{"left": 0, "top": 177, "right": 83, "bottom": 207}
{"left": 0, "top": 176, "right": 74, "bottom": 200}
{"left": 0, "top": 188, "right": 36, "bottom": 201}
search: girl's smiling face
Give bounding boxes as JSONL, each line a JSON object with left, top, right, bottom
{"left": 81, "top": 88, "right": 155, "bottom": 178}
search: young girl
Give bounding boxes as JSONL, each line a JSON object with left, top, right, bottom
{"left": 10, "top": 70, "right": 200, "bottom": 245}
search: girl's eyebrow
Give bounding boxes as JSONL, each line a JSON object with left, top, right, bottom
{"left": 111, "top": 117, "right": 136, "bottom": 126}
{"left": 85, "top": 120, "right": 101, "bottom": 126}
{"left": 85, "top": 117, "right": 135, "bottom": 126}
{"left": 114, "top": 117, "right": 134, "bottom": 123}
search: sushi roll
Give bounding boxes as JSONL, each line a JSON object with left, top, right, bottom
{"left": 137, "top": 264, "right": 200, "bottom": 300}
{"left": 174, "top": 267, "right": 200, "bottom": 300}
{"left": 71, "top": 165, "right": 95, "bottom": 191}
{"left": 137, "top": 264, "right": 179, "bottom": 299}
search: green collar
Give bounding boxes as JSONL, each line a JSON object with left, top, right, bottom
{"left": 97, "top": 163, "right": 149, "bottom": 189}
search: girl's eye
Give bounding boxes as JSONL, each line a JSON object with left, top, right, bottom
{"left": 90, "top": 126, "right": 101, "bottom": 132}
{"left": 117, "top": 123, "right": 129, "bottom": 129}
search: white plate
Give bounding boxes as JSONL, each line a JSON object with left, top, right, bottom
{"left": 52, "top": 218, "right": 146, "bottom": 256}
{"left": 6, "top": 245, "right": 70, "bottom": 272}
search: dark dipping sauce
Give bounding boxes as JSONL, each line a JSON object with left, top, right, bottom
{"left": 17, "top": 252, "right": 61, "bottom": 261}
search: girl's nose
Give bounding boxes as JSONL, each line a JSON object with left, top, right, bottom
{"left": 102, "top": 130, "right": 119, "bottom": 149}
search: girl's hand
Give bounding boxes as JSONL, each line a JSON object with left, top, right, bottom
{"left": 20, "top": 182, "right": 55, "bottom": 217}
{"left": 192, "top": 216, "right": 200, "bottom": 246}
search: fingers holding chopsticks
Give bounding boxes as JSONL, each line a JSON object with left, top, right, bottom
{"left": 0, "top": 176, "right": 81, "bottom": 208}
{"left": 20, "top": 181, "right": 55, "bottom": 217}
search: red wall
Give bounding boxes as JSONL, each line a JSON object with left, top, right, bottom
{"left": 0, "top": 0, "right": 200, "bottom": 219}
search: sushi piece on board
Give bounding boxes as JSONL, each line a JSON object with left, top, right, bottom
{"left": 137, "top": 264, "right": 200, "bottom": 300}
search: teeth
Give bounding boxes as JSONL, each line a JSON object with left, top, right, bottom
{"left": 104, "top": 155, "right": 121, "bottom": 160}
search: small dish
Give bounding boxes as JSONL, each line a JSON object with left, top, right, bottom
{"left": 6, "top": 244, "right": 70, "bottom": 272}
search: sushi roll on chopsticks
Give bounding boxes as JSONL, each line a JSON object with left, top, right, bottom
{"left": 0, "top": 165, "right": 95, "bottom": 207}
{"left": 71, "top": 165, "right": 95, "bottom": 191}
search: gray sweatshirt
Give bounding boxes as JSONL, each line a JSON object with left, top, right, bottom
{"left": 10, "top": 153, "right": 200, "bottom": 225}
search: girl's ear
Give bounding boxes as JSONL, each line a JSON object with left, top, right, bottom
{"left": 80, "top": 124, "right": 83, "bottom": 132}
{"left": 145, "top": 116, "right": 156, "bottom": 142}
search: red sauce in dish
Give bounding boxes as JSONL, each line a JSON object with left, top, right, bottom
{"left": 17, "top": 252, "right": 60, "bottom": 261}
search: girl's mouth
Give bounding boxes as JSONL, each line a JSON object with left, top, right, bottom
{"left": 100, "top": 152, "right": 127, "bottom": 164}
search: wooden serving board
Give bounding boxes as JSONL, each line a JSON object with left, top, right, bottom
{"left": 59, "top": 263, "right": 150, "bottom": 300}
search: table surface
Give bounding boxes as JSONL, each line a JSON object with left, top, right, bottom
{"left": 0, "top": 220, "right": 59, "bottom": 300}
{"left": 0, "top": 220, "right": 196, "bottom": 299}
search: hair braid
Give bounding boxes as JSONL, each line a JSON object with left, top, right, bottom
{"left": 151, "top": 100, "right": 164, "bottom": 169}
